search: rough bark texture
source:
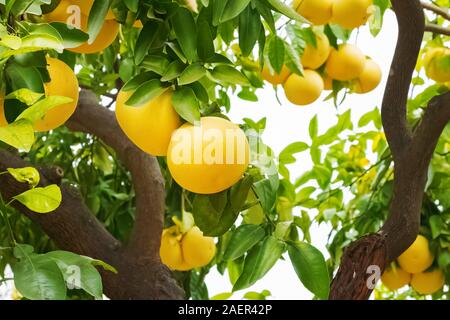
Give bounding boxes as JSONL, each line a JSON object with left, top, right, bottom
{"left": 329, "top": 0, "right": 450, "bottom": 300}
{"left": 0, "top": 90, "right": 184, "bottom": 300}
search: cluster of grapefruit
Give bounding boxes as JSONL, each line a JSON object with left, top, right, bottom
{"left": 116, "top": 89, "right": 251, "bottom": 195}
{"left": 160, "top": 225, "right": 216, "bottom": 271}
{"left": 381, "top": 235, "right": 446, "bottom": 295}
{"left": 262, "top": 0, "right": 381, "bottom": 106}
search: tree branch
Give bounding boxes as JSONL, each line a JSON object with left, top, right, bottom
{"left": 421, "top": 1, "right": 450, "bottom": 20}
{"left": 425, "top": 24, "right": 450, "bottom": 36}
{"left": 66, "top": 90, "right": 165, "bottom": 261}
{"left": 380, "top": 0, "right": 424, "bottom": 158}
{"left": 0, "top": 90, "right": 184, "bottom": 299}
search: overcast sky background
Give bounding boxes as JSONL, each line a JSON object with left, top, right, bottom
{"left": 0, "top": 10, "right": 403, "bottom": 300}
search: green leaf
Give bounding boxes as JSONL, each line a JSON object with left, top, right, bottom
{"left": 172, "top": 87, "right": 201, "bottom": 124}
{"left": 50, "top": 22, "right": 89, "bottom": 49}
{"left": 140, "top": 55, "right": 170, "bottom": 76}
{"left": 172, "top": 7, "right": 198, "bottom": 62}
{"left": 429, "top": 215, "right": 444, "bottom": 239}
{"left": 370, "top": 0, "right": 390, "bottom": 37}
{"left": 194, "top": 176, "right": 253, "bottom": 237}
{"left": 20, "top": 33, "right": 64, "bottom": 53}
{"left": 221, "top": 0, "right": 251, "bottom": 22}
{"left": 13, "top": 245, "right": 67, "bottom": 300}
{"left": 125, "top": 80, "right": 169, "bottom": 107}
{"left": 223, "top": 224, "right": 266, "bottom": 261}
{"left": 17, "top": 96, "right": 73, "bottom": 124}
{"left": 279, "top": 142, "right": 309, "bottom": 165}
{"left": 135, "top": 21, "right": 164, "bottom": 65}
{"left": 288, "top": 242, "right": 330, "bottom": 300}
{"left": 197, "top": 20, "right": 215, "bottom": 61}
{"left": 6, "top": 63, "right": 44, "bottom": 93}
{"left": 45, "top": 251, "right": 104, "bottom": 299}
{"left": 267, "top": 36, "right": 285, "bottom": 74}
{"left": 0, "top": 119, "right": 35, "bottom": 152}
{"left": 266, "top": 0, "right": 307, "bottom": 22}
{"left": 233, "top": 236, "right": 285, "bottom": 291}
{"left": 284, "top": 41, "right": 303, "bottom": 75}
{"left": 212, "top": 0, "right": 229, "bottom": 26}
{"left": 239, "top": 5, "right": 261, "bottom": 57}
{"left": 7, "top": 167, "right": 40, "bottom": 187}
{"left": 5, "top": 88, "right": 43, "bottom": 106}
{"left": 309, "top": 115, "right": 318, "bottom": 139}
{"left": 87, "top": 0, "right": 111, "bottom": 45}
{"left": 0, "top": 34, "right": 22, "bottom": 49}
{"left": 122, "top": 71, "right": 159, "bottom": 92}
{"left": 178, "top": 63, "right": 207, "bottom": 86}
{"left": 13, "top": 185, "right": 62, "bottom": 214}
{"left": 254, "top": 179, "right": 276, "bottom": 214}
{"left": 161, "top": 60, "right": 186, "bottom": 82}
{"left": 210, "top": 65, "right": 250, "bottom": 86}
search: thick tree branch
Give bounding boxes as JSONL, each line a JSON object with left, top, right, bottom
{"left": 421, "top": 1, "right": 450, "bottom": 20}
{"left": 66, "top": 90, "right": 165, "bottom": 261}
{"left": 425, "top": 24, "right": 450, "bottom": 36}
{"left": 0, "top": 90, "right": 184, "bottom": 299}
{"left": 380, "top": 0, "right": 424, "bottom": 158}
{"left": 330, "top": 0, "right": 443, "bottom": 300}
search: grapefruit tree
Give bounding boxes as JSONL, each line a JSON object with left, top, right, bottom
{"left": 0, "top": 0, "right": 448, "bottom": 301}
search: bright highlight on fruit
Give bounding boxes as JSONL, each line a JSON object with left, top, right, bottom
{"left": 283, "top": 70, "right": 324, "bottom": 106}
{"left": 167, "top": 117, "right": 250, "bottom": 194}
{"left": 115, "top": 89, "right": 182, "bottom": 156}
{"left": 397, "top": 235, "right": 434, "bottom": 274}
{"left": 381, "top": 266, "right": 411, "bottom": 291}
{"left": 331, "top": 0, "right": 374, "bottom": 30}
{"left": 353, "top": 58, "right": 382, "bottom": 94}
{"left": 45, "top": 0, "right": 119, "bottom": 54}
{"left": 293, "top": 0, "right": 333, "bottom": 25}
{"left": 160, "top": 225, "right": 215, "bottom": 271}
{"left": 261, "top": 65, "right": 291, "bottom": 85}
{"left": 410, "top": 269, "right": 445, "bottom": 295}
{"left": 301, "top": 32, "right": 331, "bottom": 70}
{"left": 326, "top": 44, "right": 366, "bottom": 81}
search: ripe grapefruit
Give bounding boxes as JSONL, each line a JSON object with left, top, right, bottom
{"left": 115, "top": 89, "right": 181, "bottom": 156}
{"left": 167, "top": 117, "right": 250, "bottom": 194}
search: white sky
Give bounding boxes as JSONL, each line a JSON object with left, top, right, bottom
{"left": 205, "top": 10, "right": 399, "bottom": 300}
{"left": 0, "top": 11, "right": 400, "bottom": 301}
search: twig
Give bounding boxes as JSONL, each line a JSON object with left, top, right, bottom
{"left": 425, "top": 24, "right": 450, "bottom": 36}
{"left": 421, "top": 1, "right": 450, "bottom": 21}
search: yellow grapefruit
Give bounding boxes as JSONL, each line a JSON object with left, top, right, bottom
{"left": 261, "top": 65, "right": 291, "bottom": 85}
{"left": 353, "top": 58, "right": 382, "bottom": 93}
{"left": 331, "top": 0, "right": 374, "bottom": 30}
{"left": 381, "top": 266, "right": 411, "bottom": 291}
{"left": 115, "top": 89, "right": 181, "bottom": 156}
{"left": 181, "top": 227, "right": 216, "bottom": 268}
{"left": 167, "top": 117, "right": 250, "bottom": 194}
{"left": 293, "top": 0, "right": 333, "bottom": 25}
{"left": 423, "top": 47, "right": 450, "bottom": 83}
{"left": 283, "top": 70, "right": 324, "bottom": 106}
{"left": 411, "top": 269, "right": 445, "bottom": 295}
{"left": 301, "top": 32, "right": 331, "bottom": 69}
{"left": 45, "top": 0, "right": 119, "bottom": 54}
{"left": 326, "top": 44, "right": 366, "bottom": 81}
{"left": 397, "top": 235, "right": 434, "bottom": 274}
